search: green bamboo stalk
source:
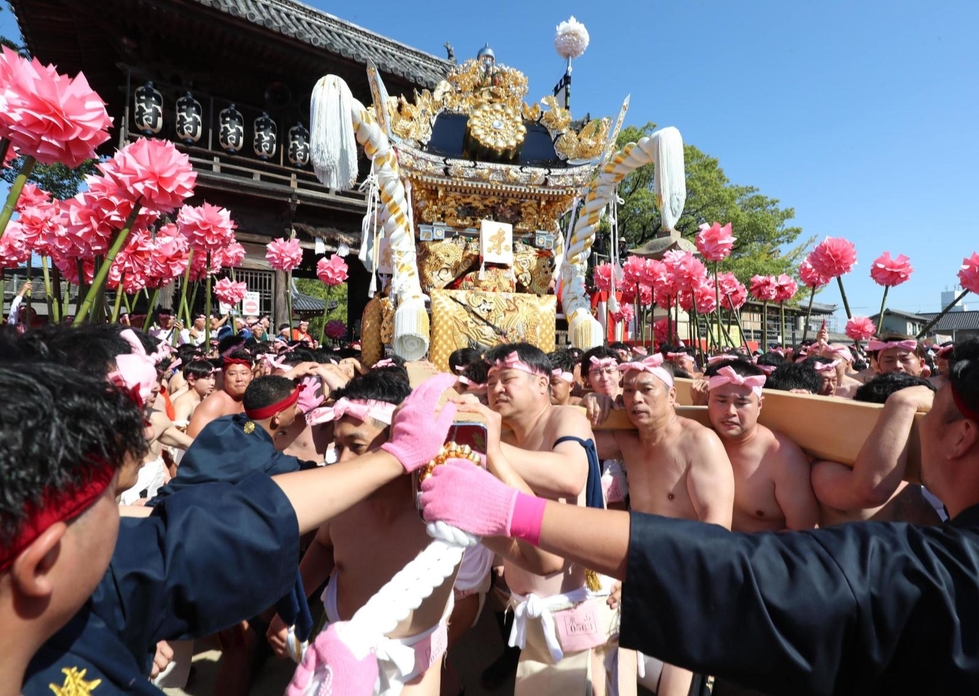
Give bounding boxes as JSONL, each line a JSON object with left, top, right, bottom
{"left": 875, "top": 286, "right": 890, "bottom": 336}
{"left": 143, "top": 287, "right": 159, "bottom": 332}
{"left": 0, "top": 156, "right": 36, "bottom": 241}
{"left": 761, "top": 301, "right": 769, "bottom": 353}
{"left": 75, "top": 204, "right": 142, "bottom": 324}
{"left": 801, "top": 287, "right": 817, "bottom": 343}
{"left": 111, "top": 277, "right": 125, "bottom": 323}
{"left": 204, "top": 252, "right": 212, "bottom": 346}
{"left": 836, "top": 276, "right": 853, "bottom": 320}
{"left": 41, "top": 255, "right": 56, "bottom": 322}
{"left": 780, "top": 302, "right": 786, "bottom": 350}
{"left": 916, "top": 290, "right": 969, "bottom": 339}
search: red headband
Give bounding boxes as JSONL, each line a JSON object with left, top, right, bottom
{"left": 951, "top": 382, "right": 979, "bottom": 423}
{"left": 245, "top": 385, "right": 301, "bottom": 421}
{"left": 0, "top": 464, "right": 116, "bottom": 572}
{"left": 223, "top": 358, "right": 253, "bottom": 370}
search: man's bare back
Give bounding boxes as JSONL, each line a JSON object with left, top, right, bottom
{"left": 186, "top": 391, "right": 243, "bottom": 437}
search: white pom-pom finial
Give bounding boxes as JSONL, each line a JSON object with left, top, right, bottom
{"left": 555, "top": 16, "right": 589, "bottom": 60}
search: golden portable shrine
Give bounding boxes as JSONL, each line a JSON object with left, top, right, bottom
{"left": 310, "top": 29, "right": 688, "bottom": 370}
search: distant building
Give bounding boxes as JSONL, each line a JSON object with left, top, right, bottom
{"left": 941, "top": 289, "right": 969, "bottom": 313}
{"left": 870, "top": 309, "right": 929, "bottom": 337}
{"left": 918, "top": 310, "right": 979, "bottom": 343}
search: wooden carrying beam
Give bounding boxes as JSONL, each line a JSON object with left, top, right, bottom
{"left": 597, "top": 379, "right": 924, "bottom": 482}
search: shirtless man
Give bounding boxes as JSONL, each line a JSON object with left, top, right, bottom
{"left": 817, "top": 343, "right": 862, "bottom": 399}
{"left": 811, "top": 357, "right": 840, "bottom": 397}
{"left": 581, "top": 346, "right": 621, "bottom": 399}
{"left": 547, "top": 349, "right": 580, "bottom": 407}
{"left": 171, "top": 360, "right": 216, "bottom": 426}
{"left": 810, "top": 374, "right": 942, "bottom": 526}
{"left": 267, "top": 371, "right": 456, "bottom": 695}
{"left": 456, "top": 343, "right": 610, "bottom": 696}
{"left": 869, "top": 335, "right": 928, "bottom": 378}
{"left": 186, "top": 350, "right": 253, "bottom": 437}
{"left": 584, "top": 355, "right": 734, "bottom": 696}
{"left": 704, "top": 360, "right": 819, "bottom": 532}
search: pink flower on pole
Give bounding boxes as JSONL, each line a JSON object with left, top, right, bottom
{"left": 717, "top": 272, "right": 747, "bottom": 311}
{"left": 692, "top": 276, "right": 718, "bottom": 313}
{"left": 695, "top": 222, "right": 735, "bottom": 262}
{"left": 213, "top": 241, "right": 246, "bottom": 270}
{"left": 0, "top": 47, "right": 113, "bottom": 168}
{"left": 0, "top": 222, "right": 31, "bottom": 267}
{"left": 213, "top": 278, "right": 247, "bottom": 306}
{"left": 266, "top": 237, "right": 303, "bottom": 272}
{"left": 749, "top": 275, "right": 779, "bottom": 302}
{"left": 16, "top": 202, "right": 61, "bottom": 256}
{"left": 799, "top": 257, "right": 829, "bottom": 288}
{"left": 99, "top": 138, "right": 196, "bottom": 213}
{"left": 869, "top": 252, "right": 913, "bottom": 288}
{"left": 611, "top": 302, "right": 634, "bottom": 325}
{"left": 773, "top": 274, "right": 798, "bottom": 303}
{"left": 324, "top": 319, "right": 347, "bottom": 340}
{"left": 53, "top": 254, "right": 94, "bottom": 285}
{"left": 653, "top": 317, "right": 671, "bottom": 345}
{"left": 845, "top": 316, "right": 877, "bottom": 342}
{"left": 15, "top": 183, "right": 50, "bottom": 212}
{"left": 317, "top": 255, "right": 349, "bottom": 286}
{"left": 592, "top": 262, "right": 618, "bottom": 293}
{"left": 177, "top": 203, "right": 236, "bottom": 254}
{"left": 808, "top": 237, "right": 857, "bottom": 280}
{"left": 146, "top": 224, "right": 190, "bottom": 287}
{"left": 959, "top": 252, "right": 979, "bottom": 295}
{"left": 108, "top": 227, "right": 154, "bottom": 292}
{"left": 621, "top": 256, "right": 648, "bottom": 289}
{"left": 666, "top": 251, "right": 707, "bottom": 291}
{"left": 3, "top": 145, "right": 18, "bottom": 169}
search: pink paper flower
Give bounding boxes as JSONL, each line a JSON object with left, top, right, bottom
{"left": 749, "top": 275, "right": 779, "bottom": 302}
{"left": 621, "top": 256, "right": 649, "bottom": 290}
{"left": 592, "top": 262, "right": 619, "bottom": 294}
{"left": 16, "top": 201, "right": 61, "bottom": 256}
{"left": 845, "top": 316, "right": 876, "bottom": 342}
{"left": 177, "top": 203, "right": 236, "bottom": 254}
{"left": 666, "top": 251, "right": 707, "bottom": 291}
{"left": 266, "top": 237, "right": 303, "bottom": 272}
{"left": 799, "top": 257, "right": 830, "bottom": 288}
{"left": 611, "top": 303, "right": 634, "bottom": 325}
{"left": 960, "top": 252, "right": 979, "bottom": 295}
{"left": 213, "top": 241, "right": 246, "bottom": 270}
{"left": 0, "top": 47, "right": 112, "bottom": 168}
{"left": 324, "top": 319, "right": 347, "bottom": 340}
{"left": 99, "top": 138, "right": 196, "bottom": 213}
{"left": 695, "top": 222, "right": 735, "bottom": 262}
{"left": 0, "top": 222, "right": 31, "bottom": 267}
{"left": 692, "top": 275, "right": 718, "bottom": 313}
{"left": 653, "top": 317, "right": 672, "bottom": 345}
{"left": 317, "top": 254, "right": 349, "bottom": 286}
{"left": 717, "top": 272, "right": 747, "bottom": 311}
{"left": 809, "top": 237, "right": 857, "bottom": 280}
{"left": 108, "top": 227, "right": 154, "bottom": 293}
{"left": 773, "top": 274, "right": 798, "bottom": 303}
{"left": 146, "top": 224, "right": 190, "bottom": 287}
{"left": 15, "top": 182, "right": 51, "bottom": 212}
{"left": 3, "top": 145, "right": 18, "bottom": 169}
{"left": 870, "top": 252, "right": 913, "bottom": 288}
{"left": 213, "top": 278, "right": 247, "bottom": 306}
{"left": 53, "top": 254, "right": 94, "bottom": 284}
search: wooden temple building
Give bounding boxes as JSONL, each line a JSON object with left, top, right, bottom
{"left": 9, "top": 0, "right": 454, "bottom": 332}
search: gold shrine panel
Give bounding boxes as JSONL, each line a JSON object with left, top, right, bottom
{"left": 430, "top": 289, "right": 557, "bottom": 371}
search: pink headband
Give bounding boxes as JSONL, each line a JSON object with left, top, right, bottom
{"left": 937, "top": 345, "right": 955, "bottom": 359}
{"left": 453, "top": 365, "right": 467, "bottom": 374}
{"left": 826, "top": 345, "right": 853, "bottom": 362}
{"left": 755, "top": 364, "right": 777, "bottom": 376}
{"left": 108, "top": 354, "right": 158, "bottom": 408}
{"left": 306, "top": 398, "right": 397, "bottom": 426}
{"left": 617, "top": 354, "right": 674, "bottom": 388}
{"left": 867, "top": 339, "right": 918, "bottom": 353}
{"left": 262, "top": 353, "right": 289, "bottom": 371}
{"left": 665, "top": 352, "right": 689, "bottom": 361}
{"left": 814, "top": 360, "right": 840, "bottom": 373}
{"left": 588, "top": 356, "right": 619, "bottom": 371}
{"left": 551, "top": 369, "right": 574, "bottom": 384}
{"left": 119, "top": 328, "right": 168, "bottom": 365}
{"left": 708, "top": 366, "right": 766, "bottom": 398}
{"left": 632, "top": 346, "right": 648, "bottom": 356}
{"left": 489, "top": 351, "right": 540, "bottom": 377}
{"left": 375, "top": 359, "right": 396, "bottom": 368}
{"left": 458, "top": 376, "right": 488, "bottom": 394}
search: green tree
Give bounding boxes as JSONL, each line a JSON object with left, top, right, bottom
{"left": 294, "top": 277, "right": 348, "bottom": 342}
{"left": 614, "top": 122, "right": 812, "bottom": 281}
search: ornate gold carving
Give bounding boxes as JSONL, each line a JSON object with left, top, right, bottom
{"left": 417, "top": 238, "right": 479, "bottom": 292}
{"left": 409, "top": 183, "right": 577, "bottom": 234}
{"left": 466, "top": 102, "right": 527, "bottom": 160}
{"left": 539, "top": 95, "right": 572, "bottom": 134}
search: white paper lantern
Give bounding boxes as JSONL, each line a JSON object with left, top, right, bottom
{"left": 555, "top": 16, "right": 590, "bottom": 60}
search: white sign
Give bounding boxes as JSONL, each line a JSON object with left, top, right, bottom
{"left": 241, "top": 291, "right": 261, "bottom": 316}
{"left": 219, "top": 302, "right": 233, "bottom": 316}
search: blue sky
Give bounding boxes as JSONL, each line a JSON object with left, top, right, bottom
{"left": 3, "top": 1, "right": 978, "bottom": 320}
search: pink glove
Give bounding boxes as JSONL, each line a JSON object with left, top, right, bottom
{"left": 287, "top": 622, "right": 378, "bottom": 696}
{"left": 381, "top": 373, "right": 458, "bottom": 473}
{"left": 420, "top": 460, "right": 547, "bottom": 545}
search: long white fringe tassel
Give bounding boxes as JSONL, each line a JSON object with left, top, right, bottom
{"left": 310, "top": 76, "right": 359, "bottom": 190}
{"left": 651, "top": 127, "right": 686, "bottom": 232}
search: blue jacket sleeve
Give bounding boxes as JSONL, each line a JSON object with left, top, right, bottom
{"left": 619, "top": 512, "right": 979, "bottom": 695}
{"left": 104, "top": 473, "right": 300, "bottom": 649}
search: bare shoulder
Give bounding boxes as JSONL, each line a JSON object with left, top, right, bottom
{"left": 769, "top": 427, "right": 806, "bottom": 459}
{"left": 549, "top": 404, "right": 593, "bottom": 434}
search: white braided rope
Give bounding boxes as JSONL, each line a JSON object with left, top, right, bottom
{"left": 558, "top": 127, "right": 685, "bottom": 348}
{"left": 348, "top": 523, "right": 478, "bottom": 637}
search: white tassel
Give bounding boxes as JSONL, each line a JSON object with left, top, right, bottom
{"left": 651, "top": 127, "right": 686, "bottom": 232}
{"left": 393, "top": 297, "right": 430, "bottom": 361}
{"left": 310, "top": 76, "right": 359, "bottom": 190}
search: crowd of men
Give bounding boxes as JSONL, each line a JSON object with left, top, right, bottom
{"left": 2, "top": 307, "right": 978, "bottom": 696}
